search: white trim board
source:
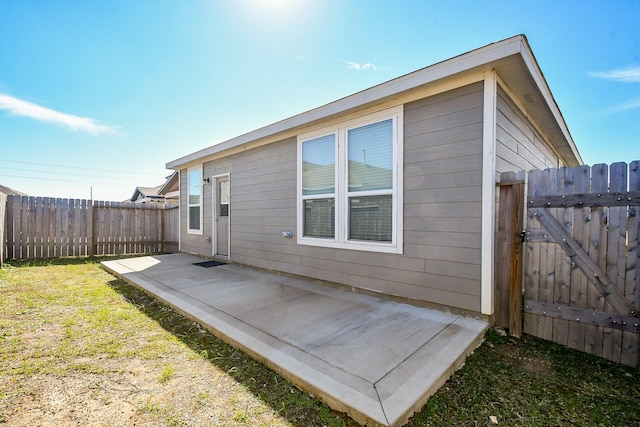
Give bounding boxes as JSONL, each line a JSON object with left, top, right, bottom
{"left": 481, "top": 70, "right": 497, "bottom": 315}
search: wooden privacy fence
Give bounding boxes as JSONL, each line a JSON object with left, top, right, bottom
{"left": 2, "top": 196, "right": 179, "bottom": 261}
{"left": 498, "top": 161, "right": 639, "bottom": 368}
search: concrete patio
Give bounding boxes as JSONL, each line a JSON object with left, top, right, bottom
{"left": 102, "top": 253, "right": 488, "bottom": 426}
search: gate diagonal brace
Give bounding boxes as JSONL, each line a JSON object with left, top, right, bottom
{"left": 529, "top": 207, "right": 637, "bottom": 318}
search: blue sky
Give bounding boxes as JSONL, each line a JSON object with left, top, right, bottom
{"left": 1, "top": 0, "right": 638, "bottom": 201}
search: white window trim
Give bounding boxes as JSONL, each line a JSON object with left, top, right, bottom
{"left": 297, "top": 106, "right": 403, "bottom": 254}
{"left": 187, "top": 165, "right": 203, "bottom": 235}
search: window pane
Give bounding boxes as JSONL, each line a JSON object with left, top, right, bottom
{"left": 304, "top": 198, "right": 335, "bottom": 238}
{"left": 188, "top": 169, "right": 201, "bottom": 204}
{"left": 220, "top": 180, "right": 230, "bottom": 204}
{"left": 348, "top": 119, "right": 393, "bottom": 192}
{"left": 219, "top": 180, "right": 229, "bottom": 217}
{"left": 349, "top": 195, "right": 392, "bottom": 241}
{"left": 302, "top": 134, "right": 335, "bottom": 195}
{"left": 189, "top": 206, "right": 200, "bottom": 230}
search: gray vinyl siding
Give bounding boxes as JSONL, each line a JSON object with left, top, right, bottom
{"left": 403, "top": 82, "right": 484, "bottom": 311}
{"left": 496, "top": 85, "right": 564, "bottom": 173}
{"left": 178, "top": 83, "right": 485, "bottom": 313}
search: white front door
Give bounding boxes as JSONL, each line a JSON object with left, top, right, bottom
{"left": 214, "top": 175, "right": 230, "bottom": 258}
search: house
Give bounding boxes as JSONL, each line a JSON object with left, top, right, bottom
{"left": 129, "top": 185, "right": 165, "bottom": 204}
{"left": 0, "top": 185, "right": 28, "bottom": 197}
{"left": 130, "top": 173, "right": 180, "bottom": 204}
{"left": 157, "top": 171, "right": 179, "bottom": 204}
{"left": 166, "top": 35, "right": 581, "bottom": 319}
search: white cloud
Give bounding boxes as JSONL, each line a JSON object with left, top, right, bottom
{"left": 0, "top": 94, "right": 119, "bottom": 135}
{"left": 605, "top": 96, "right": 640, "bottom": 113}
{"left": 345, "top": 60, "right": 379, "bottom": 71}
{"left": 588, "top": 66, "right": 640, "bottom": 83}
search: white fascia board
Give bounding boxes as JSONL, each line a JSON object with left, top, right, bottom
{"left": 166, "top": 36, "right": 526, "bottom": 170}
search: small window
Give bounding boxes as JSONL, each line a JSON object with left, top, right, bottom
{"left": 296, "top": 106, "right": 403, "bottom": 254}
{"left": 187, "top": 166, "right": 203, "bottom": 234}
{"left": 219, "top": 180, "right": 230, "bottom": 217}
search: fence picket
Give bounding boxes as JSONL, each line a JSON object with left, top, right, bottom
{"left": 587, "top": 162, "right": 608, "bottom": 351}
{"left": 21, "top": 196, "right": 29, "bottom": 259}
{"left": 43, "top": 198, "right": 51, "bottom": 258}
{"left": 537, "top": 168, "right": 556, "bottom": 341}
{"left": 603, "top": 163, "right": 627, "bottom": 363}
{"left": 80, "top": 199, "right": 88, "bottom": 256}
{"left": 524, "top": 169, "right": 543, "bottom": 336}
{"left": 114, "top": 202, "right": 122, "bottom": 255}
{"left": 73, "top": 199, "right": 81, "bottom": 256}
{"left": 97, "top": 201, "right": 106, "bottom": 256}
{"left": 6, "top": 196, "right": 14, "bottom": 260}
{"left": 622, "top": 161, "right": 640, "bottom": 366}
{"left": 552, "top": 167, "right": 572, "bottom": 347}
{"left": 126, "top": 202, "right": 134, "bottom": 253}
{"left": 61, "top": 198, "right": 70, "bottom": 257}
{"left": 567, "top": 165, "right": 590, "bottom": 352}
{"left": 35, "top": 197, "right": 43, "bottom": 259}
{"left": 69, "top": 199, "right": 77, "bottom": 257}
{"left": 106, "top": 201, "right": 114, "bottom": 255}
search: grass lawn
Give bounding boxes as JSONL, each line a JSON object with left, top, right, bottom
{"left": 0, "top": 258, "right": 638, "bottom": 426}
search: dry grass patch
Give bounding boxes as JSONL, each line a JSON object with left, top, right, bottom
{"left": 0, "top": 258, "right": 353, "bottom": 427}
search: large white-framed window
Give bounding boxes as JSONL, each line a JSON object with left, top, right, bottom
{"left": 187, "top": 165, "right": 203, "bottom": 234}
{"left": 297, "top": 106, "right": 403, "bottom": 254}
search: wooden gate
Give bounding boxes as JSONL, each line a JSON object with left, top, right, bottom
{"left": 509, "top": 161, "right": 639, "bottom": 368}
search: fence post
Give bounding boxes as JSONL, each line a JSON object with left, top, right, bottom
{"left": 0, "top": 193, "right": 6, "bottom": 267}
{"left": 160, "top": 205, "right": 165, "bottom": 253}
{"left": 496, "top": 171, "right": 525, "bottom": 337}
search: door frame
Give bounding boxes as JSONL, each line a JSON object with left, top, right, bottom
{"left": 211, "top": 173, "right": 231, "bottom": 260}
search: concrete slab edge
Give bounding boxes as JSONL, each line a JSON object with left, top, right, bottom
{"left": 380, "top": 317, "right": 489, "bottom": 427}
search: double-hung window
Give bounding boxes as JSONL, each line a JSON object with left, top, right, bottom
{"left": 187, "top": 166, "right": 203, "bottom": 234}
{"left": 297, "top": 106, "right": 403, "bottom": 253}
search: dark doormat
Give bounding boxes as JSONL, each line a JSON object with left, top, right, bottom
{"left": 193, "top": 260, "right": 226, "bottom": 268}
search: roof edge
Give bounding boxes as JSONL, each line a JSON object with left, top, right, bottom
{"left": 516, "top": 35, "right": 583, "bottom": 165}
{"left": 167, "top": 34, "right": 581, "bottom": 169}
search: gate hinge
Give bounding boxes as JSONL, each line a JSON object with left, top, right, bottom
{"left": 519, "top": 231, "right": 527, "bottom": 242}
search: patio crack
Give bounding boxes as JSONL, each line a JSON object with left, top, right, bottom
{"left": 371, "top": 315, "right": 461, "bottom": 426}
{"left": 373, "top": 383, "right": 392, "bottom": 427}
{"left": 374, "top": 316, "right": 460, "bottom": 385}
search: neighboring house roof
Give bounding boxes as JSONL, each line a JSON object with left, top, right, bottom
{"left": 130, "top": 185, "right": 165, "bottom": 203}
{"left": 0, "top": 184, "right": 28, "bottom": 197}
{"left": 167, "top": 34, "right": 582, "bottom": 170}
{"left": 158, "top": 171, "right": 179, "bottom": 197}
